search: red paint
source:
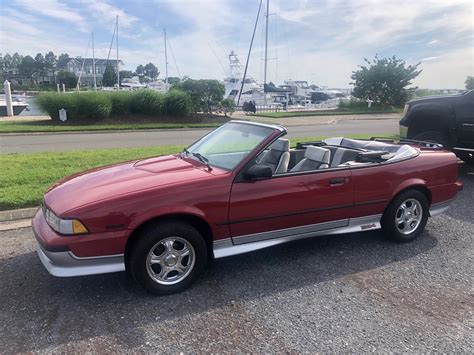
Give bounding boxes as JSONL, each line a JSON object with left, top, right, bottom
{"left": 32, "top": 129, "right": 461, "bottom": 258}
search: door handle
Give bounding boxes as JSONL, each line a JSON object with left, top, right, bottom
{"left": 330, "top": 177, "right": 346, "bottom": 185}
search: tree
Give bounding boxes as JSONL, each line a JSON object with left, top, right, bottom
{"left": 35, "top": 53, "right": 46, "bottom": 82}
{"left": 18, "top": 55, "right": 36, "bottom": 75}
{"left": 173, "top": 78, "right": 225, "bottom": 113}
{"left": 2, "top": 53, "right": 12, "bottom": 71}
{"left": 57, "top": 53, "right": 70, "bottom": 69}
{"left": 135, "top": 64, "right": 144, "bottom": 76}
{"left": 11, "top": 53, "right": 23, "bottom": 68}
{"left": 167, "top": 76, "right": 181, "bottom": 86}
{"left": 57, "top": 70, "right": 77, "bottom": 88}
{"left": 120, "top": 70, "right": 133, "bottom": 79}
{"left": 465, "top": 76, "right": 474, "bottom": 90}
{"left": 144, "top": 63, "right": 159, "bottom": 80}
{"left": 102, "top": 64, "right": 117, "bottom": 87}
{"left": 351, "top": 55, "right": 421, "bottom": 106}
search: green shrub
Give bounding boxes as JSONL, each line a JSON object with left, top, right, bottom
{"left": 130, "top": 90, "right": 164, "bottom": 115}
{"left": 75, "top": 92, "right": 112, "bottom": 120}
{"left": 109, "top": 91, "right": 132, "bottom": 115}
{"left": 36, "top": 90, "right": 196, "bottom": 122}
{"left": 36, "top": 93, "right": 79, "bottom": 120}
{"left": 163, "top": 90, "right": 191, "bottom": 116}
{"left": 221, "top": 98, "right": 235, "bottom": 116}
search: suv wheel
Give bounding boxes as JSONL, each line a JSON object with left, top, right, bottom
{"left": 458, "top": 151, "right": 474, "bottom": 165}
{"left": 129, "top": 221, "right": 207, "bottom": 295}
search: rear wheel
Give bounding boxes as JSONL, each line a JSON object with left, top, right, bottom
{"left": 382, "top": 190, "right": 429, "bottom": 243}
{"left": 413, "top": 131, "right": 450, "bottom": 149}
{"left": 129, "top": 221, "right": 207, "bottom": 295}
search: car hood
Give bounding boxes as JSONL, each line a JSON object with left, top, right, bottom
{"left": 44, "top": 154, "right": 218, "bottom": 215}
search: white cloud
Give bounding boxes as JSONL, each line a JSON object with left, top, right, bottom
{"left": 80, "top": 0, "right": 139, "bottom": 29}
{"left": 14, "top": 0, "right": 88, "bottom": 32}
{"left": 415, "top": 47, "right": 473, "bottom": 89}
{"left": 427, "top": 39, "right": 439, "bottom": 46}
{"left": 420, "top": 56, "right": 441, "bottom": 62}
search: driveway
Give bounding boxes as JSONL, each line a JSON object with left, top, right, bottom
{"left": 0, "top": 163, "right": 472, "bottom": 352}
{"left": 0, "top": 118, "right": 399, "bottom": 153}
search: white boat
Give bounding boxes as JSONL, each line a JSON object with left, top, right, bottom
{"left": 121, "top": 76, "right": 147, "bottom": 90}
{"left": 224, "top": 51, "right": 282, "bottom": 106}
{"left": 147, "top": 80, "right": 169, "bottom": 93}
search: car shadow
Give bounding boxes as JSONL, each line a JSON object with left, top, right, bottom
{"left": 0, "top": 229, "right": 438, "bottom": 352}
{"left": 442, "top": 162, "right": 473, "bottom": 223}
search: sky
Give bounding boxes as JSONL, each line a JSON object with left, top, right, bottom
{"left": 0, "top": 0, "right": 473, "bottom": 89}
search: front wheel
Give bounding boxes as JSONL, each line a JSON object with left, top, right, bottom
{"left": 382, "top": 190, "right": 429, "bottom": 243}
{"left": 129, "top": 222, "right": 207, "bottom": 295}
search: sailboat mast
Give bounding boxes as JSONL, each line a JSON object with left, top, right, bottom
{"left": 92, "top": 32, "right": 97, "bottom": 91}
{"left": 263, "top": 0, "right": 269, "bottom": 103}
{"left": 237, "top": 0, "right": 263, "bottom": 106}
{"left": 116, "top": 15, "right": 120, "bottom": 90}
{"left": 164, "top": 28, "right": 169, "bottom": 86}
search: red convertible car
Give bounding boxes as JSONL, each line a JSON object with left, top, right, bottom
{"left": 33, "top": 120, "right": 462, "bottom": 295}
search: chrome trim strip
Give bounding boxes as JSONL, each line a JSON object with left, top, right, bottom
{"left": 213, "top": 215, "right": 382, "bottom": 259}
{"left": 454, "top": 147, "right": 474, "bottom": 153}
{"left": 37, "top": 247, "right": 125, "bottom": 277}
{"left": 68, "top": 252, "right": 124, "bottom": 260}
{"left": 429, "top": 198, "right": 455, "bottom": 217}
{"left": 233, "top": 219, "right": 349, "bottom": 245}
{"left": 230, "top": 120, "right": 285, "bottom": 132}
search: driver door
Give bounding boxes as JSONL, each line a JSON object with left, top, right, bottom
{"left": 228, "top": 169, "right": 353, "bottom": 244}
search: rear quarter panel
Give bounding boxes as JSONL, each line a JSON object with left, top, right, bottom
{"left": 351, "top": 150, "right": 459, "bottom": 218}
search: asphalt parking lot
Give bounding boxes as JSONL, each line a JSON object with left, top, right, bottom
{"left": 0, "top": 163, "right": 472, "bottom": 353}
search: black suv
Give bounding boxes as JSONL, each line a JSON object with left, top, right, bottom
{"left": 399, "top": 90, "right": 474, "bottom": 164}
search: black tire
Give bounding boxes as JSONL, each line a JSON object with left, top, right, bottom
{"left": 458, "top": 151, "right": 474, "bottom": 165}
{"left": 413, "top": 131, "right": 451, "bottom": 149}
{"left": 382, "top": 189, "right": 429, "bottom": 243}
{"left": 129, "top": 221, "right": 207, "bottom": 295}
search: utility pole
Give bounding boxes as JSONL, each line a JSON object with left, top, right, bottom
{"left": 164, "top": 28, "right": 169, "bottom": 87}
{"left": 263, "top": 0, "right": 269, "bottom": 104}
{"left": 92, "top": 32, "right": 97, "bottom": 91}
{"left": 116, "top": 15, "right": 120, "bottom": 90}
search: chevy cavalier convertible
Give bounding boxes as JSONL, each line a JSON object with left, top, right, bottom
{"left": 33, "top": 121, "right": 463, "bottom": 295}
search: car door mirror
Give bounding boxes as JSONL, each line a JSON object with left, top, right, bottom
{"left": 246, "top": 164, "right": 273, "bottom": 180}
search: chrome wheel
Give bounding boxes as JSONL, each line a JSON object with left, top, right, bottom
{"left": 395, "top": 198, "right": 423, "bottom": 235}
{"left": 146, "top": 237, "right": 195, "bottom": 285}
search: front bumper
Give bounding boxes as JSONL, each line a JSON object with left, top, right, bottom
{"left": 32, "top": 208, "right": 125, "bottom": 277}
{"left": 37, "top": 247, "right": 125, "bottom": 277}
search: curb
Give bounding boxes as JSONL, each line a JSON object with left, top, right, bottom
{"left": 0, "top": 126, "right": 219, "bottom": 137}
{"left": 0, "top": 207, "right": 38, "bottom": 222}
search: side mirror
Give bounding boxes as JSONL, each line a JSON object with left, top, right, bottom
{"left": 246, "top": 164, "right": 273, "bottom": 180}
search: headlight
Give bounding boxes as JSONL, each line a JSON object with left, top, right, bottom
{"left": 43, "top": 207, "right": 88, "bottom": 235}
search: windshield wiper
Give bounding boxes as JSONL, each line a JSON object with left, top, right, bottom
{"left": 191, "top": 152, "right": 212, "bottom": 171}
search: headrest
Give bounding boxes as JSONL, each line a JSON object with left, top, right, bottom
{"left": 269, "top": 138, "right": 290, "bottom": 152}
{"left": 304, "top": 146, "right": 330, "bottom": 163}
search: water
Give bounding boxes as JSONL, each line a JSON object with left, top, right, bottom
{"left": 19, "top": 96, "right": 47, "bottom": 116}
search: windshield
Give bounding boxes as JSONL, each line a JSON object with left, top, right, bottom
{"left": 186, "top": 122, "right": 275, "bottom": 170}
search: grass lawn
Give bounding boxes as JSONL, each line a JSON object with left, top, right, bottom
{"left": 253, "top": 108, "right": 402, "bottom": 118}
{"left": 0, "top": 120, "right": 221, "bottom": 133}
{"left": 0, "top": 133, "right": 394, "bottom": 211}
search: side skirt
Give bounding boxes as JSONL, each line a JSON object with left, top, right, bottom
{"left": 213, "top": 215, "right": 382, "bottom": 259}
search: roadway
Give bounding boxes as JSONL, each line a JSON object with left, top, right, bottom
{"left": 0, "top": 118, "right": 399, "bottom": 153}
